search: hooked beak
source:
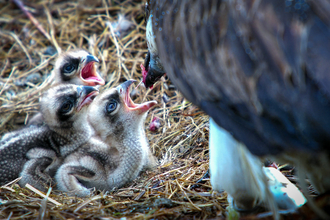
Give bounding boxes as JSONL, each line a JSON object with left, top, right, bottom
{"left": 81, "top": 55, "right": 105, "bottom": 86}
{"left": 117, "top": 79, "right": 157, "bottom": 114}
{"left": 77, "top": 86, "right": 99, "bottom": 111}
{"left": 141, "top": 51, "right": 166, "bottom": 89}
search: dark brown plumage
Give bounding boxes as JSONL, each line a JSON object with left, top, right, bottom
{"left": 143, "top": 0, "right": 330, "bottom": 216}
{"left": 0, "top": 84, "right": 98, "bottom": 190}
{"left": 144, "top": 0, "right": 330, "bottom": 156}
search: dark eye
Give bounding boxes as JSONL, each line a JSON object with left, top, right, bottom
{"left": 106, "top": 101, "right": 117, "bottom": 113}
{"left": 60, "top": 101, "right": 73, "bottom": 114}
{"left": 63, "top": 63, "right": 75, "bottom": 73}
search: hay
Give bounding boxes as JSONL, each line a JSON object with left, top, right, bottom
{"left": 0, "top": 0, "right": 325, "bottom": 219}
{"left": 0, "top": 0, "right": 222, "bottom": 219}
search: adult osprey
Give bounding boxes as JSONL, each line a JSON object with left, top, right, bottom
{"left": 142, "top": 0, "right": 330, "bottom": 217}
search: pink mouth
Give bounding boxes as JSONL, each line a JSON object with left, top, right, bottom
{"left": 141, "top": 63, "right": 153, "bottom": 89}
{"left": 122, "top": 79, "right": 157, "bottom": 113}
{"left": 81, "top": 62, "right": 105, "bottom": 86}
{"left": 77, "top": 91, "right": 99, "bottom": 111}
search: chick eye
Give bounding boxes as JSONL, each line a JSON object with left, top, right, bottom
{"left": 63, "top": 63, "right": 75, "bottom": 73}
{"left": 106, "top": 101, "right": 117, "bottom": 113}
{"left": 60, "top": 101, "right": 73, "bottom": 114}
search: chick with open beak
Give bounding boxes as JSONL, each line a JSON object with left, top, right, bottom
{"left": 118, "top": 79, "right": 157, "bottom": 114}
{"left": 55, "top": 80, "right": 158, "bottom": 197}
{"left": 25, "top": 49, "right": 104, "bottom": 127}
{"left": 53, "top": 49, "right": 105, "bottom": 86}
{"left": 0, "top": 84, "right": 99, "bottom": 191}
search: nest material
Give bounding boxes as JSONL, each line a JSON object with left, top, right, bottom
{"left": 0, "top": 0, "right": 220, "bottom": 219}
{"left": 0, "top": 0, "right": 324, "bottom": 219}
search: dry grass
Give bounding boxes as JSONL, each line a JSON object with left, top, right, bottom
{"left": 0, "top": 0, "right": 227, "bottom": 219}
{"left": 0, "top": 0, "right": 327, "bottom": 219}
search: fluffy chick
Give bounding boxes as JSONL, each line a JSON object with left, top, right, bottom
{"left": 53, "top": 49, "right": 104, "bottom": 86}
{"left": 55, "top": 80, "right": 157, "bottom": 196}
{"left": 25, "top": 49, "right": 105, "bottom": 127}
{"left": 0, "top": 84, "right": 98, "bottom": 190}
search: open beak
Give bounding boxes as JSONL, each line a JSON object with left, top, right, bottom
{"left": 77, "top": 86, "right": 99, "bottom": 111}
{"left": 80, "top": 55, "right": 105, "bottom": 86}
{"left": 117, "top": 79, "right": 157, "bottom": 114}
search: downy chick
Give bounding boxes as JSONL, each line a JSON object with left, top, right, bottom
{"left": 55, "top": 80, "right": 157, "bottom": 196}
{"left": 0, "top": 84, "right": 98, "bottom": 190}
{"left": 26, "top": 49, "right": 105, "bottom": 127}
{"left": 52, "top": 49, "right": 104, "bottom": 86}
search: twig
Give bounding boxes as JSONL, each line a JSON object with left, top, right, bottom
{"left": 74, "top": 194, "right": 103, "bottom": 213}
{"left": 0, "top": 66, "right": 16, "bottom": 97}
{"left": 1, "top": 177, "right": 22, "bottom": 188}
{"left": 39, "top": 187, "right": 52, "bottom": 220}
{"left": 25, "top": 184, "right": 62, "bottom": 206}
{"left": 0, "top": 31, "right": 32, "bottom": 66}
{"left": 175, "top": 179, "right": 202, "bottom": 211}
{"left": 12, "top": 0, "right": 51, "bottom": 41}
{"left": 6, "top": 212, "right": 13, "bottom": 220}
{"left": 43, "top": 4, "right": 62, "bottom": 54}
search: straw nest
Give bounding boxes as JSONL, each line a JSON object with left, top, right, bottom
{"left": 0, "top": 0, "right": 324, "bottom": 219}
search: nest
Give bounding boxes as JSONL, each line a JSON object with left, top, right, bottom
{"left": 0, "top": 0, "right": 324, "bottom": 219}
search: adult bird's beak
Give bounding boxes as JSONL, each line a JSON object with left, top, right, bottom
{"left": 77, "top": 86, "right": 99, "bottom": 111}
{"left": 141, "top": 51, "right": 166, "bottom": 89}
{"left": 117, "top": 79, "right": 157, "bottom": 114}
{"left": 80, "top": 55, "right": 105, "bottom": 86}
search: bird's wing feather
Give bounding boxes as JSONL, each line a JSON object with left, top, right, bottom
{"left": 149, "top": 0, "right": 330, "bottom": 156}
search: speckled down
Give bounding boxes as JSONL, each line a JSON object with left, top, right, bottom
{"left": 0, "top": 84, "right": 94, "bottom": 190}
{"left": 55, "top": 81, "right": 157, "bottom": 196}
